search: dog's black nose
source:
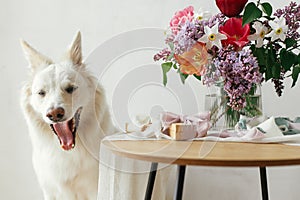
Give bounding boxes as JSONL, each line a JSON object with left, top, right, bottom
{"left": 46, "top": 107, "right": 65, "bottom": 122}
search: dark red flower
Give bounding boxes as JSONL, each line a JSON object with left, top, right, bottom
{"left": 215, "top": 0, "right": 248, "bottom": 17}
{"left": 219, "top": 17, "right": 250, "bottom": 50}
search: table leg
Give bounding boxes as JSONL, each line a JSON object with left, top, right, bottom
{"left": 259, "top": 167, "right": 269, "bottom": 200}
{"left": 174, "top": 165, "right": 186, "bottom": 200}
{"left": 144, "top": 162, "right": 158, "bottom": 200}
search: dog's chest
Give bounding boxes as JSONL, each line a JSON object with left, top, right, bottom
{"left": 32, "top": 139, "right": 97, "bottom": 183}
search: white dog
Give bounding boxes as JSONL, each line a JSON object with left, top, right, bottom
{"left": 20, "top": 32, "right": 117, "bottom": 200}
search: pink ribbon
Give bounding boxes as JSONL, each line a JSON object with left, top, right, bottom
{"left": 160, "top": 112, "right": 211, "bottom": 137}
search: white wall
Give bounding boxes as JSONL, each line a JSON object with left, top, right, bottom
{"left": 1, "top": 0, "right": 300, "bottom": 199}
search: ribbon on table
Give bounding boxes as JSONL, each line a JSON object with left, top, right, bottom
{"left": 160, "top": 111, "right": 211, "bottom": 137}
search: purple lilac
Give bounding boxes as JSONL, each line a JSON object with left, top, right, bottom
{"left": 203, "top": 60, "right": 221, "bottom": 86}
{"left": 172, "top": 21, "right": 198, "bottom": 54}
{"left": 213, "top": 47, "right": 263, "bottom": 110}
{"left": 165, "top": 33, "right": 175, "bottom": 44}
{"left": 196, "top": 13, "right": 226, "bottom": 38}
{"left": 170, "top": 13, "right": 226, "bottom": 55}
{"left": 272, "top": 72, "right": 285, "bottom": 97}
{"left": 205, "top": 13, "right": 226, "bottom": 27}
{"left": 274, "top": 2, "right": 300, "bottom": 40}
{"left": 153, "top": 48, "right": 171, "bottom": 62}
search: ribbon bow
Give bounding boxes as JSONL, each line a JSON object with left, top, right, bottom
{"left": 160, "top": 112, "right": 211, "bottom": 137}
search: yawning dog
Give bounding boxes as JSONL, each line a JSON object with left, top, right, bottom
{"left": 20, "top": 32, "right": 116, "bottom": 199}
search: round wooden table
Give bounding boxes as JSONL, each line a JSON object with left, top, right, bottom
{"left": 102, "top": 140, "right": 300, "bottom": 200}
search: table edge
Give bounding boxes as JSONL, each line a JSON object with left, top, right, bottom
{"left": 102, "top": 140, "right": 300, "bottom": 167}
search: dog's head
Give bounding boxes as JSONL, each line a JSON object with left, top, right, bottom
{"left": 21, "top": 32, "right": 92, "bottom": 151}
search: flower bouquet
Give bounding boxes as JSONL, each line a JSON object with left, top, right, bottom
{"left": 154, "top": 0, "right": 300, "bottom": 129}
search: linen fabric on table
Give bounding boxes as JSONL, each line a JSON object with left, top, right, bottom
{"left": 114, "top": 116, "right": 300, "bottom": 144}
{"left": 98, "top": 142, "right": 175, "bottom": 200}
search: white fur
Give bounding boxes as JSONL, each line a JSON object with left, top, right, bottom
{"left": 20, "top": 32, "right": 117, "bottom": 200}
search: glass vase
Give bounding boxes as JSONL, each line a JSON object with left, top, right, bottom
{"left": 205, "top": 83, "right": 262, "bottom": 131}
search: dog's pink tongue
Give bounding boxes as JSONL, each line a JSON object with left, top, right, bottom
{"left": 53, "top": 122, "right": 74, "bottom": 151}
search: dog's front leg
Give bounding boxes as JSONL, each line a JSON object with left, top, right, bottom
{"left": 41, "top": 183, "right": 78, "bottom": 200}
{"left": 42, "top": 191, "right": 56, "bottom": 200}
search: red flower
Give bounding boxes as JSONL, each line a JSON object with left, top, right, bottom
{"left": 219, "top": 17, "right": 250, "bottom": 50}
{"left": 215, "top": 0, "right": 248, "bottom": 17}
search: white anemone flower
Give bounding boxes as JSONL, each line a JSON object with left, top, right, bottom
{"left": 248, "top": 21, "right": 268, "bottom": 48}
{"left": 198, "top": 23, "right": 227, "bottom": 49}
{"left": 266, "top": 17, "right": 288, "bottom": 42}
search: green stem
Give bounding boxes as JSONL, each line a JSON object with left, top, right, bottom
{"left": 211, "top": 97, "right": 228, "bottom": 126}
{"left": 257, "top": 0, "right": 261, "bottom": 6}
{"left": 287, "top": 45, "right": 300, "bottom": 51}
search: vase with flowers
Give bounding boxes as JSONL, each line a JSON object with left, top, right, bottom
{"left": 154, "top": 0, "right": 300, "bottom": 130}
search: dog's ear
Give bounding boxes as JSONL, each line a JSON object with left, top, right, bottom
{"left": 20, "top": 40, "right": 53, "bottom": 72}
{"left": 67, "top": 31, "right": 83, "bottom": 66}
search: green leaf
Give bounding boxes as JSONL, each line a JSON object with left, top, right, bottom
{"left": 252, "top": 46, "right": 267, "bottom": 66}
{"left": 172, "top": 63, "right": 178, "bottom": 69}
{"left": 280, "top": 49, "right": 296, "bottom": 71}
{"left": 292, "top": 65, "right": 300, "bottom": 87}
{"left": 193, "top": 74, "right": 202, "bottom": 82}
{"left": 161, "top": 62, "right": 173, "bottom": 86}
{"left": 268, "top": 46, "right": 276, "bottom": 63}
{"left": 272, "top": 62, "right": 281, "bottom": 79}
{"left": 261, "top": 2, "right": 272, "bottom": 16}
{"left": 285, "top": 38, "right": 297, "bottom": 49}
{"left": 179, "top": 71, "right": 189, "bottom": 84}
{"left": 242, "top": 2, "right": 263, "bottom": 26}
{"left": 265, "top": 65, "right": 272, "bottom": 81}
{"left": 265, "top": 47, "right": 276, "bottom": 81}
{"left": 251, "top": 45, "right": 267, "bottom": 74}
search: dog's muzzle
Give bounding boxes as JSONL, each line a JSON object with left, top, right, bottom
{"left": 50, "top": 107, "right": 82, "bottom": 151}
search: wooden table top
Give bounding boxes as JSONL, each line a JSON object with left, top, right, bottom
{"left": 102, "top": 140, "right": 300, "bottom": 167}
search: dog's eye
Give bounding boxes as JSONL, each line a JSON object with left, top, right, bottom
{"left": 38, "top": 90, "right": 46, "bottom": 97}
{"left": 65, "top": 86, "right": 78, "bottom": 94}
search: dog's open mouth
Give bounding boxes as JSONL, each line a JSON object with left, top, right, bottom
{"left": 50, "top": 107, "right": 82, "bottom": 151}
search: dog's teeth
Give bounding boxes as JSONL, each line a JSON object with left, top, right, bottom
{"left": 72, "top": 118, "right": 75, "bottom": 132}
{"left": 72, "top": 143, "right": 75, "bottom": 148}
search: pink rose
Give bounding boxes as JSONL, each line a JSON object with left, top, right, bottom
{"left": 170, "top": 6, "right": 194, "bottom": 35}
